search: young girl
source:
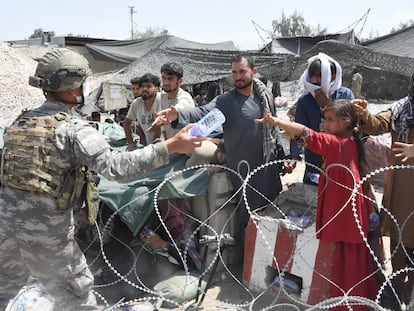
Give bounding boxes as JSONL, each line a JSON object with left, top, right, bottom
{"left": 256, "top": 100, "right": 378, "bottom": 310}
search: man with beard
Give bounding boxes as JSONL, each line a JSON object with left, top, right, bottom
{"left": 124, "top": 73, "right": 163, "bottom": 149}
{"left": 160, "top": 62, "right": 195, "bottom": 139}
{"left": 149, "top": 53, "right": 294, "bottom": 227}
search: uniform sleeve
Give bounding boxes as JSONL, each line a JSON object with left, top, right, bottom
{"left": 91, "top": 141, "right": 169, "bottom": 180}
{"left": 359, "top": 109, "right": 391, "bottom": 135}
{"left": 61, "top": 120, "right": 170, "bottom": 181}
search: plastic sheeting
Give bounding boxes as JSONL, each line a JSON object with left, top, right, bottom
{"left": 98, "top": 153, "right": 209, "bottom": 236}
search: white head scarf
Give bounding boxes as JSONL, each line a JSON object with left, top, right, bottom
{"left": 300, "top": 52, "right": 342, "bottom": 97}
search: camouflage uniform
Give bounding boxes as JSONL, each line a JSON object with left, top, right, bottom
{"left": 0, "top": 101, "right": 170, "bottom": 310}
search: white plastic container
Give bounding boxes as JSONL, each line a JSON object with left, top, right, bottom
{"left": 189, "top": 108, "right": 225, "bottom": 137}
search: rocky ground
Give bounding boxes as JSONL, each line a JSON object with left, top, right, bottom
{"left": 0, "top": 42, "right": 45, "bottom": 128}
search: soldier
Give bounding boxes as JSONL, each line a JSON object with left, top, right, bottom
{"left": 0, "top": 48, "right": 204, "bottom": 310}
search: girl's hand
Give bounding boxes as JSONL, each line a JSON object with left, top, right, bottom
{"left": 392, "top": 141, "right": 414, "bottom": 163}
{"left": 255, "top": 109, "right": 277, "bottom": 125}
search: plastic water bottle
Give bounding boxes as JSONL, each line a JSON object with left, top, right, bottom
{"left": 369, "top": 212, "right": 380, "bottom": 232}
{"left": 188, "top": 108, "right": 225, "bottom": 137}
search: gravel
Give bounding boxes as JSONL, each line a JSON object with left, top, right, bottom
{"left": 0, "top": 41, "right": 45, "bottom": 128}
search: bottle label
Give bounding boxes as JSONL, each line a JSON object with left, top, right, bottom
{"left": 188, "top": 108, "right": 225, "bottom": 137}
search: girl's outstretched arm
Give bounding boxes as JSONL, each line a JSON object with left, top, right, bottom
{"left": 255, "top": 109, "right": 308, "bottom": 140}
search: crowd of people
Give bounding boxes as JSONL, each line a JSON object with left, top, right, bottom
{"left": 1, "top": 46, "right": 414, "bottom": 311}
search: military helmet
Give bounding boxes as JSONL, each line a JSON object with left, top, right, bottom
{"left": 29, "top": 48, "right": 91, "bottom": 92}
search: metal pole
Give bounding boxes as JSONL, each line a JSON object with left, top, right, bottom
{"left": 128, "top": 6, "right": 136, "bottom": 40}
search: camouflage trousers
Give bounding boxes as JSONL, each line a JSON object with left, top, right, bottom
{"left": 0, "top": 187, "right": 102, "bottom": 311}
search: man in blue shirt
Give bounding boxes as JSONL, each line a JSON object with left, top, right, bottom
{"left": 149, "top": 53, "right": 294, "bottom": 226}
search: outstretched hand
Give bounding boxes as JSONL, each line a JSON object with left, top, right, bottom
{"left": 351, "top": 99, "right": 368, "bottom": 119}
{"left": 392, "top": 141, "right": 414, "bottom": 163}
{"left": 255, "top": 109, "right": 277, "bottom": 125}
{"left": 165, "top": 124, "right": 206, "bottom": 154}
{"left": 147, "top": 105, "right": 179, "bottom": 132}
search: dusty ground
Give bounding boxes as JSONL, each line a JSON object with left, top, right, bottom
{"left": 117, "top": 163, "right": 310, "bottom": 311}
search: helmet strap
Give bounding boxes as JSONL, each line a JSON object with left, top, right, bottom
{"left": 49, "top": 91, "right": 83, "bottom": 107}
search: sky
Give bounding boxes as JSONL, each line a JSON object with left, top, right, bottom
{"left": 1, "top": 0, "right": 413, "bottom": 50}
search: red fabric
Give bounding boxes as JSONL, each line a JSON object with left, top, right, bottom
{"left": 330, "top": 242, "right": 378, "bottom": 311}
{"left": 305, "top": 130, "right": 370, "bottom": 243}
{"left": 305, "top": 131, "right": 378, "bottom": 309}
{"left": 158, "top": 198, "right": 190, "bottom": 239}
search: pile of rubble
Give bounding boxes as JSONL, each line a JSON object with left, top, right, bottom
{"left": 0, "top": 41, "right": 45, "bottom": 128}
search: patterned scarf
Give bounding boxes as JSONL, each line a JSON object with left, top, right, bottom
{"left": 253, "top": 77, "right": 277, "bottom": 161}
{"left": 391, "top": 73, "right": 414, "bottom": 142}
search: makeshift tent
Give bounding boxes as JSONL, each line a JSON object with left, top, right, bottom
{"left": 362, "top": 25, "right": 414, "bottom": 58}
{"left": 259, "top": 39, "right": 414, "bottom": 100}
{"left": 261, "top": 31, "right": 355, "bottom": 55}
{"left": 98, "top": 153, "right": 209, "bottom": 236}
{"left": 85, "top": 35, "right": 237, "bottom": 64}
{"left": 104, "top": 47, "right": 293, "bottom": 85}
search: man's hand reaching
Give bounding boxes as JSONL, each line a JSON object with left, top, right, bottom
{"left": 147, "top": 106, "right": 179, "bottom": 132}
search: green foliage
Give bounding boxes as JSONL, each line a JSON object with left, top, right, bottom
{"left": 29, "top": 28, "right": 55, "bottom": 39}
{"left": 272, "top": 10, "right": 326, "bottom": 37}
{"left": 390, "top": 19, "right": 414, "bottom": 33}
{"left": 135, "top": 27, "right": 168, "bottom": 39}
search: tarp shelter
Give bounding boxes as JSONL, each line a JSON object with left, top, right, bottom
{"left": 260, "top": 31, "right": 355, "bottom": 55}
{"left": 104, "top": 47, "right": 294, "bottom": 86}
{"left": 362, "top": 25, "right": 414, "bottom": 58}
{"left": 98, "top": 153, "right": 209, "bottom": 236}
{"left": 85, "top": 35, "right": 237, "bottom": 64}
{"left": 259, "top": 39, "right": 414, "bottom": 100}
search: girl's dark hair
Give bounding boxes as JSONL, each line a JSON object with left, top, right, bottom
{"left": 323, "top": 100, "right": 369, "bottom": 192}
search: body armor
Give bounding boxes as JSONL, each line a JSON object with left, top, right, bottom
{"left": 1, "top": 112, "right": 88, "bottom": 211}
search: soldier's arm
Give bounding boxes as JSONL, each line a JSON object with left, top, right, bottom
{"left": 70, "top": 121, "right": 204, "bottom": 181}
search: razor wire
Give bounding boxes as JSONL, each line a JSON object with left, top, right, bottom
{"left": 10, "top": 159, "right": 414, "bottom": 311}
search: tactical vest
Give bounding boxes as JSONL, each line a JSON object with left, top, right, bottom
{"left": 0, "top": 112, "right": 85, "bottom": 210}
